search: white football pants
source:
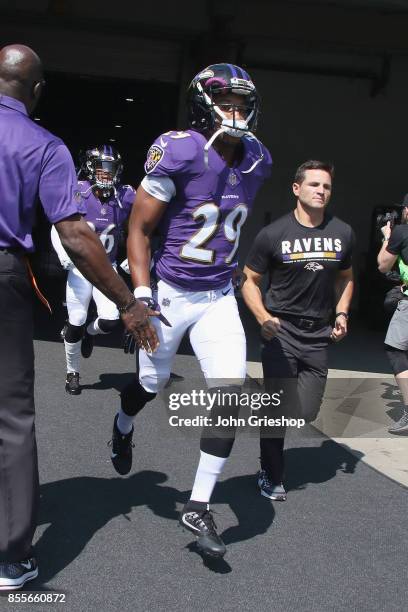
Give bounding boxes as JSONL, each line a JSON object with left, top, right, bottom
{"left": 139, "top": 279, "right": 246, "bottom": 392}
{"left": 66, "top": 266, "right": 119, "bottom": 326}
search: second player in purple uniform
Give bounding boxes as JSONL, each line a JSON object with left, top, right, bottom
{"left": 78, "top": 180, "right": 134, "bottom": 264}
{"left": 51, "top": 145, "right": 135, "bottom": 394}
{"left": 109, "top": 64, "right": 271, "bottom": 558}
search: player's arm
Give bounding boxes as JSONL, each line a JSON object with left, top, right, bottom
{"left": 378, "top": 221, "right": 398, "bottom": 273}
{"left": 50, "top": 225, "right": 73, "bottom": 270}
{"left": 331, "top": 266, "right": 354, "bottom": 342}
{"left": 127, "top": 184, "right": 167, "bottom": 295}
{"left": 242, "top": 266, "right": 280, "bottom": 340}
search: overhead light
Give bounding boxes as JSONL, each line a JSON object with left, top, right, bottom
{"left": 109, "top": 138, "right": 116, "bottom": 142}
{"left": 114, "top": 124, "right": 122, "bottom": 128}
{"left": 34, "top": 117, "right": 41, "bottom": 121}
{"left": 125, "top": 97, "right": 134, "bottom": 102}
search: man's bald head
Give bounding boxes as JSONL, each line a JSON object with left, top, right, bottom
{"left": 0, "top": 44, "right": 44, "bottom": 114}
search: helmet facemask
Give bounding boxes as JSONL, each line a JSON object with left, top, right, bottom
{"left": 92, "top": 160, "right": 120, "bottom": 190}
{"left": 82, "top": 146, "right": 123, "bottom": 196}
{"left": 204, "top": 76, "right": 259, "bottom": 137}
{"left": 188, "top": 65, "right": 263, "bottom": 173}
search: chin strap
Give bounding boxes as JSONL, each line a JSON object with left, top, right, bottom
{"left": 112, "top": 185, "right": 123, "bottom": 208}
{"left": 203, "top": 126, "right": 228, "bottom": 169}
{"left": 80, "top": 183, "right": 93, "bottom": 196}
{"left": 241, "top": 136, "right": 264, "bottom": 174}
{"left": 203, "top": 127, "right": 264, "bottom": 174}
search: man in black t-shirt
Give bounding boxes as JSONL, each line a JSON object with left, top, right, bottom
{"left": 242, "top": 160, "right": 354, "bottom": 500}
{"left": 378, "top": 195, "right": 408, "bottom": 434}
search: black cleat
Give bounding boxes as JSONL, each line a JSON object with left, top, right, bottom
{"left": 0, "top": 557, "right": 38, "bottom": 590}
{"left": 108, "top": 414, "right": 134, "bottom": 475}
{"left": 65, "top": 372, "right": 80, "bottom": 395}
{"left": 81, "top": 330, "right": 94, "bottom": 358}
{"left": 179, "top": 503, "right": 226, "bottom": 558}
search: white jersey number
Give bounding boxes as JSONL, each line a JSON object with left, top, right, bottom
{"left": 87, "top": 222, "right": 116, "bottom": 254}
{"left": 180, "top": 203, "right": 248, "bottom": 264}
{"left": 224, "top": 204, "right": 248, "bottom": 264}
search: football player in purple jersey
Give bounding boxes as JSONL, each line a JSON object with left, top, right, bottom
{"left": 51, "top": 145, "right": 136, "bottom": 395}
{"left": 110, "top": 64, "right": 272, "bottom": 557}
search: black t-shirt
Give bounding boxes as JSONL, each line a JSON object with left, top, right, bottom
{"left": 387, "top": 224, "right": 408, "bottom": 263}
{"left": 246, "top": 211, "right": 354, "bottom": 319}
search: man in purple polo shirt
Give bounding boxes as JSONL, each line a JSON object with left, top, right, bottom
{"left": 0, "top": 44, "right": 159, "bottom": 590}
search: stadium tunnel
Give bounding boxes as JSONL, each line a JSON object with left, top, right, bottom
{"left": 2, "top": 0, "right": 408, "bottom": 330}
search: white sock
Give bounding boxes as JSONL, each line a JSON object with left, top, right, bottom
{"left": 117, "top": 409, "right": 134, "bottom": 435}
{"left": 87, "top": 318, "right": 103, "bottom": 336}
{"left": 64, "top": 340, "right": 81, "bottom": 373}
{"left": 190, "top": 451, "right": 228, "bottom": 503}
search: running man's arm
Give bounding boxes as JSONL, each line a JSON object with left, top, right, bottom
{"left": 331, "top": 266, "right": 353, "bottom": 342}
{"left": 127, "top": 185, "right": 167, "bottom": 296}
{"left": 242, "top": 266, "right": 281, "bottom": 340}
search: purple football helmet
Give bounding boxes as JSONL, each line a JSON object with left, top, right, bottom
{"left": 80, "top": 145, "right": 123, "bottom": 191}
{"left": 187, "top": 63, "right": 260, "bottom": 137}
{"left": 187, "top": 63, "right": 263, "bottom": 172}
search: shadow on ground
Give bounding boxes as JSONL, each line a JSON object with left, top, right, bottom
{"left": 32, "top": 439, "right": 362, "bottom": 585}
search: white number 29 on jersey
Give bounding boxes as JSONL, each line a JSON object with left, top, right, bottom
{"left": 180, "top": 203, "right": 248, "bottom": 264}
{"left": 87, "top": 222, "right": 116, "bottom": 254}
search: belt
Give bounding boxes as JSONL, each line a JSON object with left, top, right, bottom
{"left": 278, "top": 314, "right": 329, "bottom": 331}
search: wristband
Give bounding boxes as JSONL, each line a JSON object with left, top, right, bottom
{"left": 335, "top": 311, "right": 349, "bottom": 319}
{"left": 134, "top": 286, "right": 152, "bottom": 299}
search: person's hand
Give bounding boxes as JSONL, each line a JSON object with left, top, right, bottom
{"left": 261, "top": 317, "right": 281, "bottom": 341}
{"left": 330, "top": 313, "right": 348, "bottom": 343}
{"left": 381, "top": 221, "right": 392, "bottom": 241}
{"left": 232, "top": 267, "right": 247, "bottom": 290}
{"left": 121, "top": 299, "right": 160, "bottom": 353}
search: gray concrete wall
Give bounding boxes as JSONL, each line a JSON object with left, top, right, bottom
{"left": 238, "top": 59, "right": 408, "bottom": 276}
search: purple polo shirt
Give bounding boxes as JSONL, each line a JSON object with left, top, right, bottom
{"left": 0, "top": 94, "right": 85, "bottom": 252}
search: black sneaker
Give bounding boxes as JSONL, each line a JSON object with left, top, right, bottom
{"left": 65, "top": 372, "right": 80, "bottom": 395}
{"left": 108, "top": 414, "right": 134, "bottom": 475}
{"left": 81, "top": 330, "right": 94, "bottom": 359}
{"left": 0, "top": 557, "right": 38, "bottom": 590}
{"left": 389, "top": 410, "right": 408, "bottom": 434}
{"left": 179, "top": 502, "right": 226, "bottom": 558}
{"left": 258, "top": 470, "right": 287, "bottom": 501}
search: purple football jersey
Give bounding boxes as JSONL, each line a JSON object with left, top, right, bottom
{"left": 79, "top": 181, "right": 135, "bottom": 263}
{"left": 144, "top": 129, "right": 272, "bottom": 290}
